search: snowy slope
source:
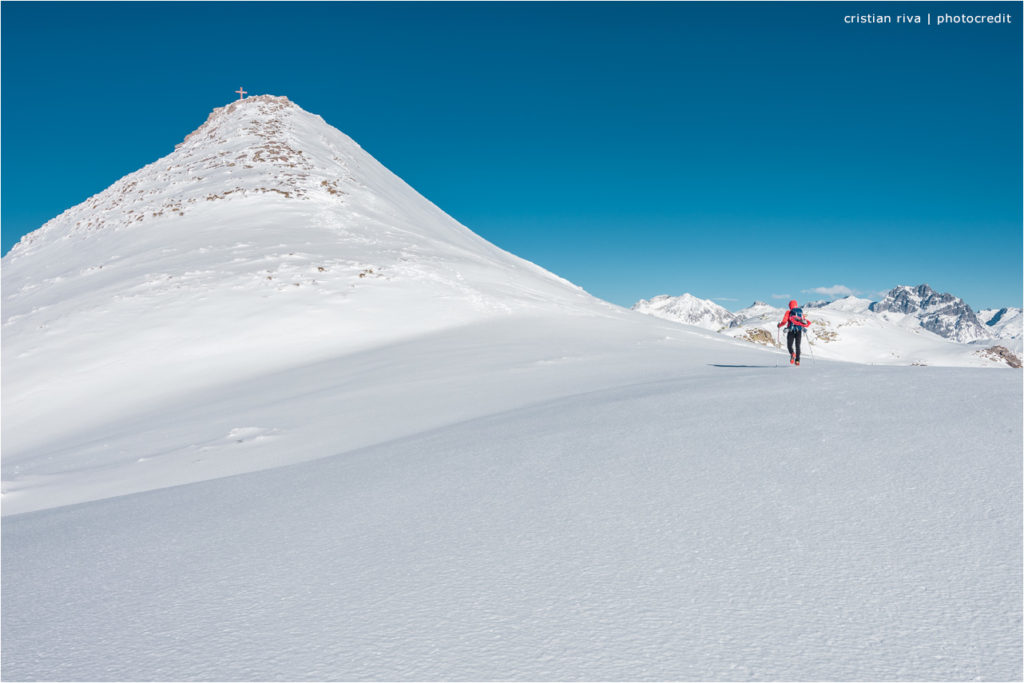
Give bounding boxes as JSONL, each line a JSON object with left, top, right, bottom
{"left": 981, "top": 306, "right": 1024, "bottom": 340}
{"left": 3, "top": 360, "right": 1020, "bottom": 681}
{"left": 2, "top": 95, "right": 610, "bottom": 466}
{"left": 2, "top": 94, "right": 768, "bottom": 513}
{"left": 2, "top": 313, "right": 766, "bottom": 515}
{"left": 2, "top": 97, "right": 1021, "bottom": 681}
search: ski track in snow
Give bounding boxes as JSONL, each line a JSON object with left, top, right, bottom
{"left": 3, "top": 364, "right": 1020, "bottom": 681}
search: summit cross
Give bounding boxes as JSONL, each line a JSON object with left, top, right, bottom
{"left": 235, "top": 87, "right": 247, "bottom": 100}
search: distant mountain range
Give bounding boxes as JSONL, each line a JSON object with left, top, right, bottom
{"left": 633, "top": 285, "right": 1023, "bottom": 367}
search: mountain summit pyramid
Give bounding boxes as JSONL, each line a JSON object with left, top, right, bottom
{"left": 7, "top": 94, "right": 593, "bottom": 315}
{"left": 6, "top": 96, "right": 771, "bottom": 514}
{"left": 3, "top": 95, "right": 618, "bottom": 461}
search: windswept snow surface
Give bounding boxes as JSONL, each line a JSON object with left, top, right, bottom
{"left": 3, "top": 345, "right": 1021, "bottom": 681}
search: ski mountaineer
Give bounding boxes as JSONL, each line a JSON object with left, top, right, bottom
{"left": 778, "top": 300, "right": 810, "bottom": 365}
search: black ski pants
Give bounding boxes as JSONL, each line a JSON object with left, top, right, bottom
{"left": 787, "top": 328, "right": 803, "bottom": 361}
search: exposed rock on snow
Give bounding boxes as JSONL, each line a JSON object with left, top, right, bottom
{"left": 978, "top": 345, "right": 1023, "bottom": 368}
{"left": 810, "top": 319, "right": 839, "bottom": 342}
{"left": 738, "top": 327, "right": 777, "bottom": 347}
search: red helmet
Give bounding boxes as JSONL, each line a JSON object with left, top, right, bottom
{"left": 789, "top": 300, "right": 798, "bottom": 309}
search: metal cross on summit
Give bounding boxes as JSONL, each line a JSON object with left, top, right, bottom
{"left": 235, "top": 87, "right": 248, "bottom": 100}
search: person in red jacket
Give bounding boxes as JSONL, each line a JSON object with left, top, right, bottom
{"left": 778, "top": 300, "right": 810, "bottom": 365}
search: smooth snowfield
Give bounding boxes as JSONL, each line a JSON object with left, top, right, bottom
{"left": 2, "top": 314, "right": 752, "bottom": 515}
{"left": 3, "top": 332, "right": 1021, "bottom": 681}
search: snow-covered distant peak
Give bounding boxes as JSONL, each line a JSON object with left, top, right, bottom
{"left": 631, "top": 293, "right": 739, "bottom": 331}
{"left": 870, "top": 284, "right": 957, "bottom": 314}
{"left": 819, "top": 296, "right": 874, "bottom": 313}
{"left": 869, "top": 284, "right": 987, "bottom": 343}
{"left": 629, "top": 286, "right": 1020, "bottom": 367}
{"left": 980, "top": 307, "right": 1024, "bottom": 340}
{"left": 734, "top": 301, "right": 783, "bottom": 321}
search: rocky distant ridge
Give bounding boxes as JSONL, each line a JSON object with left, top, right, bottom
{"left": 632, "top": 286, "right": 1021, "bottom": 367}
{"left": 869, "top": 284, "right": 988, "bottom": 342}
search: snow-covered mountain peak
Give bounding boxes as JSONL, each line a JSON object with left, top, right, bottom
{"left": 171, "top": 95, "right": 324, "bottom": 191}
{"left": 820, "top": 296, "right": 874, "bottom": 313}
{"left": 631, "top": 293, "right": 739, "bottom": 331}
{"left": 175, "top": 94, "right": 301, "bottom": 151}
{"left": 167, "top": 94, "right": 367, "bottom": 204}
{"left": 870, "top": 284, "right": 987, "bottom": 342}
{"left": 1, "top": 95, "right": 609, "bottom": 459}
{"left": 981, "top": 307, "right": 1024, "bottom": 340}
{"left": 872, "top": 284, "right": 946, "bottom": 313}
{"left": 5, "top": 94, "right": 589, "bottom": 308}
{"left": 10, "top": 94, "right": 470, "bottom": 257}
{"left": 735, "top": 301, "right": 782, "bottom": 320}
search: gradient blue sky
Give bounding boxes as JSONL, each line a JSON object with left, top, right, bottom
{"left": 2, "top": 1, "right": 1021, "bottom": 310}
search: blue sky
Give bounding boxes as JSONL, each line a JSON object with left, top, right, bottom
{"left": 2, "top": 1, "right": 1021, "bottom": 310}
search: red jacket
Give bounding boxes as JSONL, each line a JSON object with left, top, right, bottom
{"left": 778, "top": 309, "right": 810, "bottom": 329}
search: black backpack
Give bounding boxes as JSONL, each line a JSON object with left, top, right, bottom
{"left": 787, "top": 307, "right": 806, "bottom": 331}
